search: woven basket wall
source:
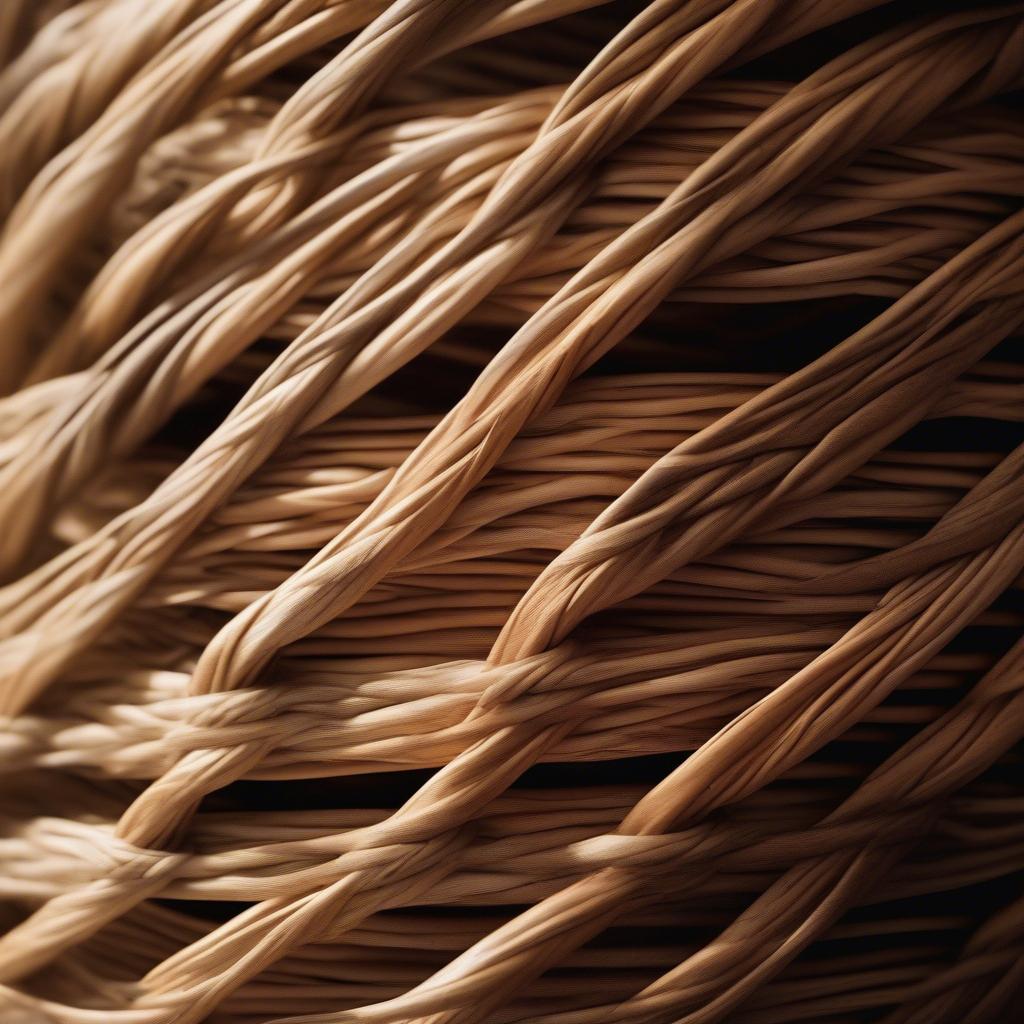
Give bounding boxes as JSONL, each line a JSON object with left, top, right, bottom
{"left": 0, "top": 2, "right": 1023, "bottom": 1022}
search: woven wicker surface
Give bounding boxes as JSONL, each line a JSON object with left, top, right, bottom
{"left": 0, "top": 2, "right": 1023, "bottom": 1022}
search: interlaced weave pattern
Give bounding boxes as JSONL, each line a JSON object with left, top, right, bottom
{"left": 1, "top": 1, "right": 1023, "bottom": 1022}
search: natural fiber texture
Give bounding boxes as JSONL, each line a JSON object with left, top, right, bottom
{"left": 1, "top": 1, "right": 1023, "bottom": 1022}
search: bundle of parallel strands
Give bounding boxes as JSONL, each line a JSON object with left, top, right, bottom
{"left": 2, "top": 0, "right": 1024, "bottom": 1021}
